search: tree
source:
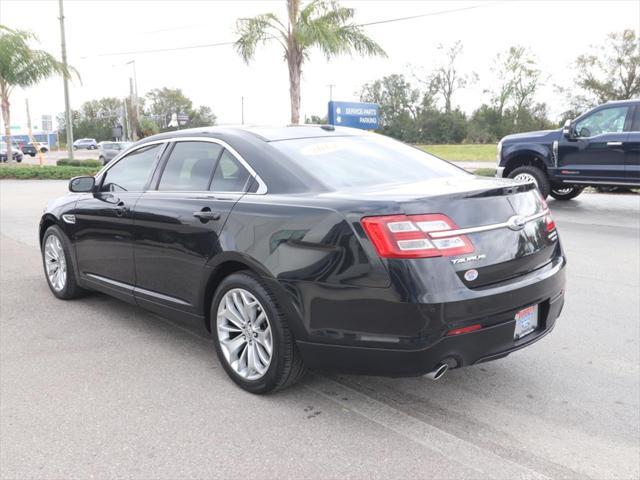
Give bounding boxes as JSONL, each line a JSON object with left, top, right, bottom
{"left": 0, "top": 26, "right": 74, "bottom": 161}
{"left": 235, "top": 0, "right": 385, "bottom": 124}
{"left": 144, "top": 87, "right": 216, "bottom": 131}
{"left": 468, "top": 46, "right": 549, "bottom": 141}
{"left": 190, "top": 105, "right": 217, "bottom": 128}
{"left": 430, "top": 41, "right": 473, "bottom": 113}
{"left": 360, "top": 74, "right": 421, "bottom": 142}
{"left": 57, "top": 97, "right": 123, "bottom": 142}
{"left": 569, "top": 29, "right": 640, "bottom": 108}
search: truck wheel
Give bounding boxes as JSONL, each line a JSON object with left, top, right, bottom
{"left": 508, "top": 166, "right": 550, "bottom": 198}
{"left": 550, "top": 186, "right": 584, "bottom": 201}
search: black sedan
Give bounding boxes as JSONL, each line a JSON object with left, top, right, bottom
{"left": 39, "top": 126, "right": 566, "bottom": 393}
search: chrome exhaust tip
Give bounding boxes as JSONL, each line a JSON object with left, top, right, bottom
{"left": 424, "top": 363, "right": 448, "bottom": 381}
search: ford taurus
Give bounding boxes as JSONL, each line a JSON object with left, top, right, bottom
{"left": 39, "top": 125, "right": 566, "bottom": 393}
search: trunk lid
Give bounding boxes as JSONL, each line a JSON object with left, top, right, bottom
{"left": 340, "top": 176, "right": 559, "bottom": 288}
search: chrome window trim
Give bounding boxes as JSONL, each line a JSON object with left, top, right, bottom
{"left": 429, "top": 210, "right": 548, "bottom": 238}
{"left": 94, "top": 136, "right": 268, "bottom": 194}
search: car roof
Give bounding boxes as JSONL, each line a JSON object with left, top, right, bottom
{"left": 604, "top": 98, "right": 639, "bottom": 106}
{"left": 136, "top": 124, "right": 368, "bottom": 144}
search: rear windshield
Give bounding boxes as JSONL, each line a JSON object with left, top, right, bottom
{"left": 270, "top": 134, "right": 467, "bottom": 189}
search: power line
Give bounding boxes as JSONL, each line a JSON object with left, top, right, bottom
{"left": 85, "top": 40, "right": 236, "bottom": 58}
{"left": 85, "top": 2, "right": 500, "bottom": 58}
{"left": 358, "top": 2, "right": 502, "bottom": 27}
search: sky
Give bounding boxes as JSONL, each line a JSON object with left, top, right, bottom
{"left": 1, "top": 0, "right": 639, "bottom": 131}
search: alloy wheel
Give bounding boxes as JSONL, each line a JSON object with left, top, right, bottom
{"left": 513, "top": 172, "right": 539, "bottom": 187}
{"left": 216, "top": 288, "right": 273, "bottom": 381}
{"left": 44, "top": 235, "right": 67, "bottom": 291}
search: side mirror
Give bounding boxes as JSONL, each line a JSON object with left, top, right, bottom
{"left": 562, "top": 119, "right": 574, "bottom": 139}
{"left": 69, "top": 176, "right": 95, "bottom": 193}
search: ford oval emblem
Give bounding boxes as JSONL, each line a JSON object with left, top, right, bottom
{"left": 507, "top": 215, "right": 527, "bottom": 231}
{"left": 464, "top": 269, "right": 479, "bottom": 282}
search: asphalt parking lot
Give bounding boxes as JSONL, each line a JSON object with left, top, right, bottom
{"left": 0, "top": 180, "right": 638, "bottom": 479}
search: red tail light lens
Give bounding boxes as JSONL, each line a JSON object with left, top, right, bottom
{"left": 545, "top": 214, "right": 556, "bottom": 232}
{"left": 361, "top": 214, "right": 474, "bottom": 259}
{"left": 447, "top": 324, "right": 482, "bottom": 336}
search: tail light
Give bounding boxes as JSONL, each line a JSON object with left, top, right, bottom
{"left": 536, "top": 193, "right": 558, "bottom": 240}
{"left": 545, "top": 214, "right": 556, "bottom": 233}
{"left": 361, "top": 214, "right": 474, "bottom": 259}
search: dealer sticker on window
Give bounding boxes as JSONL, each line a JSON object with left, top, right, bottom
{"left": 514, "top": 305, "right": 538, "bottom": 340}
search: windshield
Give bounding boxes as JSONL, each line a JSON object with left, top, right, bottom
{"left": 270, "top": 134, "right": 467, "bottom": 189}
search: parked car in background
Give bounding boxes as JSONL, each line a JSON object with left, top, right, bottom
{"left": 497, "top": 99, "right": 640, "bottom": 199}
{"left": 20, "top": 143, "right": 38, "bottom": 157}
{"left": 73, "top": 138, "right": 98, "bottom": 150}
{"left": 20, "top": 142, "right": 48, "bottom": 156}
{"left": 98, "top": 141, "right": 132, "bottom": 165}
{"left": 39, "top": 125, "right": 565, "bottom": 394}
{"left": 0, "top": 141, "right": 23, "bottom": 162}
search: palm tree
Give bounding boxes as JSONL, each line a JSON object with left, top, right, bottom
{"left": 0, "top": 26, "right": 75, "bottom": 161}
{"left": 235, "top": 0, "right": 386, "bottom": 124}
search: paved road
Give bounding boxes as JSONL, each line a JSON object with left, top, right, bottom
{"left": 1, "top": 180, "right": 638, "bottom": 479}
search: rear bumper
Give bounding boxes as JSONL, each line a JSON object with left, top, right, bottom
{"left": 297, "top": 296, "right": 561, "bottom": 376}
{"left": 496, "top": 166, "right": 505, "bottom": 178}
{"left": 295, "top": 256, "right": 566, "bottom": 376}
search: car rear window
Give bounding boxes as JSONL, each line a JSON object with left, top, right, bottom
{"left": 269, "top": 134, "right": 467, "bottom": 189}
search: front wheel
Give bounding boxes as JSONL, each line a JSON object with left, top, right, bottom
{"left": 508, "top": 165, "right": 550, "bottom": 199}
{"left": 211, "top": 272, "right": 305, "bottom": 394}
{"left": 42, "top": 225, "right": 85, "bottom": 299}
{"left": 550, "top": 186, "right": 584, "bottom": 201}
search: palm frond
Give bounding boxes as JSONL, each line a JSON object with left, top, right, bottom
{"left": 294, "top": 1, "right": 386, "bottom": 59}
{"left": 234, "top": 13, "right": 286, "bottom": 63}
{"left": 0, "top": 26, "right": 77, "bottom": 93}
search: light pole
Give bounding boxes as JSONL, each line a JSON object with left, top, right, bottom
{"left": 58, "top": 0, "right": 73, "bottom": 159}
{"left": 126, "top": 60, "right": 138, "bottom": 141}
{"left": 327, "top": 84, "right": 335, "bottom": 101}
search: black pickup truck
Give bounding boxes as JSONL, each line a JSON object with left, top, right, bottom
{"left": 497, "top": 99, "right": 640, "bottom": 199}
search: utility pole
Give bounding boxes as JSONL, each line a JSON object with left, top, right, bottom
{"left": 129, "top": 77, "right": 137, "bottom": 141}
{"left": 58, "top": 0, "right": 74, "bottom": 160}
{"left": 25, "top": 99, "right": 45, "bottom": 166}
{"left": 241, "top": 96, "right": 244, "bottom": 125}
{"left": 327, "top": 84, "right": 335, "bottom": 101}
{"left": 126, "top": 60, "right": 138, "bottom": 141}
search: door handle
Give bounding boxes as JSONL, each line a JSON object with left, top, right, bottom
{"left": 193, "top": 209, "right": 221, "bottom": 222}
{"left": 606, "top": 141, "right": 623, "bottom": 147}
{"left": 114, "top": 201, "right": 129, "bottom": 217}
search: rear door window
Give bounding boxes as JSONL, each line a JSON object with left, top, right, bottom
{"left": 158, "top": 141, "right": 223, "bottom": 191}
{"left": 210, "top": 150, "right": 253, "bottom": 192}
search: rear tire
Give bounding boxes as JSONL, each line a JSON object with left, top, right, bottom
{"left": 508, "top": 165, "right": 550, "bottom": 199}
{"left": 41, "top": 225, "right": 85, "bottom": 300}
{"left": 211, "top": 272, "right": 305, "bottom": 394}
{"left": 99, "top": 156, "right": 106, "bottom": 165}
{"left": 550, "top": 186, "right": 584, "bottom": 201}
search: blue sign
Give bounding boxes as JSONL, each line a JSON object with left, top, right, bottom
{"left": 327, "top": 101, "right": 379, "bottom": 130}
